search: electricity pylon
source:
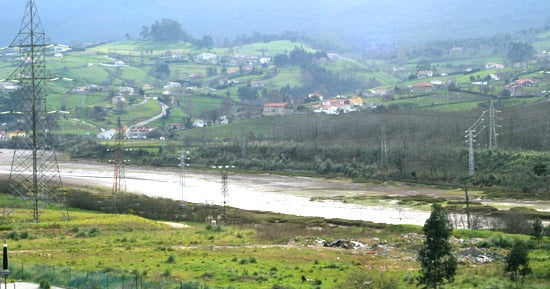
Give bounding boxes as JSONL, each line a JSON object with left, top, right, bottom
{"left": 488, "top": 101, "right": 500, "bottom": 150}
{"left": 178, "top": 150, "right": 190, "bottom": 206}
{"left": 465, "top": 111, "right": 486, "bottom": 176}
{"left": 110, "top": 117, "right": 128, "bottom": 196}
{"left": 215, "top": 165, "right": 234, "bottom": 214}
{"left": 7, "top": 0, "right": 68, "bottom": 222}
{"left": 380, "top": 124, "right": 388, "bottom": 168}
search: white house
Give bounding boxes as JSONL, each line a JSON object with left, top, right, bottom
{"left": 97, "top": 129, "right": 118, "bottom": 140}
{"left": 193, "top": 119, "right": 207, "bottom": 128}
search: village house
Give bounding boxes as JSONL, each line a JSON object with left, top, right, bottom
{"left": 112, "top": 95, "right": 126, "bottom": 105}
{"left": 349, "top": 96, "right": 363, "bottom": 107}
{"left": 416, "top": 70, "right": 434, "bottom": 79}
{"left": 263, "top": 102, "right": 292, "bottom": 116}
{"left": 8, "top": 130, "right": 26, "bottom": 139}
{"left": 430, "top": 80, "right": 445, "bottom": 89}
{"left": 127, "top": 126, "right": 155, "bottom": 139}
{"left": 307, "top": 93, "right": 324, "bottom": 102}
{"left": 193, "top": 119, "right": 207, "bottom": 128}
{"left": 367, "top": 89, "right": 392, "bottom": 97}
{"left": 505, "top": 84, "right": 524, "bottom": 97}
{"left": 118, "top": 86, "right": 135, "bottom": 95}
{"left": 515, "top": 78, "right": 534, "bottom": 86}
{"left": 170, "top": 123, "right": 183, "bottom": 130}
{"left": 97, "top": 129, "right": 117, "bottom": 140}
{"left": 485, "top": 63, "right": 504, "bottom": 70}
{"left": 313, "top": 104, "right": 338, "bottom": 115}
{"left": 313, "top": 98, "right": 353, "bottom": 115}
{"left": 504, "top": 78, "right": 535, "bottom": 96}
{"left": 250, "top": 80, "right": 265, "bottom": 88}
{"left": 410, "top": 82, "right": 433, "bottom": 93}
{"left": 0, "top": 81, "right": 21, "bottom": 90}
{"left": 195, "top": 52, "right": 217, "bottom": 64}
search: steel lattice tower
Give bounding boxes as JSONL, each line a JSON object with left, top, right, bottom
{"left": 7, "top": 0, "right": 67, "bottom": 222}
{"left": 488, "top": 101, "right": 499, "bottom": 151}
{"left": 111, "top": 117, "right": 127, "bottom": 196}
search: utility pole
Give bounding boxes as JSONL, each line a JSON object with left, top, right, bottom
{"left": 111, "top": 117, "right": 128, "bottom": 196}
{"left": 543, "top": 116, "right": 550, "bottom": 149}
{"left": 380, "top": 124, "right": 388, "bottom": 168}
{"left": 464, "top": 188, "right": 471, "bottom": 229}
{"left": 215, "top": 165, "right": 234, "bottom": 215}
{"left": 240, "top": 127, "right": 247, "bottom": 159}
{"left": 488, "top": 101, "right": 500, "bottom": 150}
{"left": 178, "top": 150, "right": 190, "bottom": 207}
{"left": 465, "top": 111, "right": 486, "bottom": 176}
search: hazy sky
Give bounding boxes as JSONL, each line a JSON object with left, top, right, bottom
{"left": 1, "top": 0, "right": 548, "bottom": 46}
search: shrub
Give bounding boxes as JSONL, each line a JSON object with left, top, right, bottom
{"left": 39, "top": 280, "right": 51, "bottom": 289}
{"left": 88, "top": 227, "right": 101, "bottom": 237}
{"left": 166, "top": 254, "right": 176, "bottom": 264}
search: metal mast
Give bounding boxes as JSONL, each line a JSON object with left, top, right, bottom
{"left": 7, "top": 0, "right": 67, "bottom": 222}
{"left": 465, "top": 111, "right": 486, "bottom": 176}
{"left": 488, "top": 101, "right": 500, "bottom": 150}
{"left": 178, "top": 150, "right": 190, "bottom": 206}
{"left": 111, "top": 117, "right": 127, "bottom": 196}
{"left": 380, "top": 124, "right": 388, "bottom": 168}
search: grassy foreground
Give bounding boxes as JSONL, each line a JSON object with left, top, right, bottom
{"left": 0, "top": 193, "right": 548, "bottom": 289}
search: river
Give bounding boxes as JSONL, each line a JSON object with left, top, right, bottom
{"left": 1, "top": 149, "right": 548, "bottom": 227}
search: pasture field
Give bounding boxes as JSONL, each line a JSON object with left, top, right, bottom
{"left": 1, "top": 195, "right": 548, "bottom": 289}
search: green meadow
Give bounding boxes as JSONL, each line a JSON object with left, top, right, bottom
{"left": 1, "top": 193, "right": 548, "bottom": 289}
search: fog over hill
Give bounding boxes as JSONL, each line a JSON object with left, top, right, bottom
{"left": 1, "top": 0, "right": 549, "bottom": 48}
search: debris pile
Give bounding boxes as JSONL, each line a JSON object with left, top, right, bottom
{"left": 323, "top": 239, "right": 366, "bottom": 249}
{"left": 457, "top": 247, "right": 502, "bottom": 264}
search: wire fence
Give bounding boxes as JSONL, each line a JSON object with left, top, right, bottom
{"left": 7, "top": 262, "right": 216, "bottom": 289}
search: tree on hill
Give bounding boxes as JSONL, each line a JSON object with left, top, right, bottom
{"left": 198, "top": 35, "right": 214, "bottom": 49}
{"left": 417, "top": 203, "right": 457, "bottom": 289}
{"left": 148, "top": 19, "right": 189, "bottom": 42}
{"left": 507, "top": 41, "right": 535, "bottom": 64}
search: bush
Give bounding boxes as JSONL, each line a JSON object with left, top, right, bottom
{"left": 166, "top": 254, "right": 176, "bottom": 264}
{"left": 478, "top": 234, "right": 517, "bottom": 248}
{"left": 39, "top": 280, "right": 51, "bottom": 289}
{"left": 88, "top": 227, "right": 101, "bottom": 237}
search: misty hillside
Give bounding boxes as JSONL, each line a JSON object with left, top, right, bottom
{"left": 1, "top": 0, "right": 549, "bottom": 47}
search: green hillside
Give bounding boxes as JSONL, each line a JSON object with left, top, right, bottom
{"left": 1, "top": 32, "right": 549, "bottom": 196}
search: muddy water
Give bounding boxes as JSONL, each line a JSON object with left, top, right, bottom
{"left": 1, "top": 149, "right": 548, "bottom": 226}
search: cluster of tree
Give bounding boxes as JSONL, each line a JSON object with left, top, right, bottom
{"left": 507, "top": 41, "right": 536, "bottom": 64}
{"left": 223, "top": 31, "right": 303, "bottom": 47}
{"left": 139, "top": 19, "right": 213, "bottom": 49}
{"left": 273, "top": 46, "right": 328, "bottom": 66}
{"left": 300, "top": 65, "right": 361, "bottom": 98}
{"left": 417, "top": 204, "right": 538, "bottom": 288}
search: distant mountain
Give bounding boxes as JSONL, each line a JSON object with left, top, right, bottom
{"left": 1, "top": 0, "right": 548, "bottom": 48}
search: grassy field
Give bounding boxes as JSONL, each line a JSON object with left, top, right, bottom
{"left": 1, "top": 192, "right": 548, "bottom": 289}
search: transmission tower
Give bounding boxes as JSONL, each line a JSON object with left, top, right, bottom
{"left": 380, "top": 124, "right": 388, "bottom": 168}
{"left": 488, "top": 101, "right": 500, "bottom": 150}
{"left": 178, "top": 150, "right": 190, "bottom": 207}
{"left": 216, "top": 165, "right": 234, "bottom": 214}
{"left": 465, "top": 111, "right": 486, "bottom": 176}
{"left": 110, "top": 117, "right": 127, "bottom": 196}
{"left": 6, "top": 0, "right": 67, "bottom": 222}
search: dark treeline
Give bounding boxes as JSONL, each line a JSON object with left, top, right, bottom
{"left": 63, "top": 101, "right": 549, "bottom": 195}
